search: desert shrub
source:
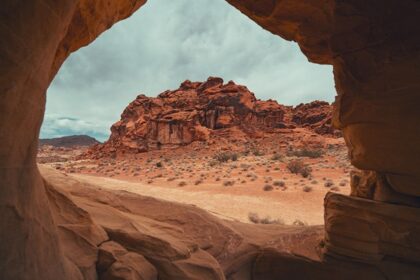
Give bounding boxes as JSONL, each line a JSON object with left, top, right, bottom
{"left": 331, "top": 186, "right": 340, "bottom": 192}
{"left": 287, "top": 148, "right": 324, "bottom": 158}
{"left": 248, "top": 212, "right": 285, "bottom": 225}
{"left": 231, "top": 153, "right": 238, "bottom": 161}
{"left": 339, "top": 180, "right": 347, "bottom": 186}
{"left": 271, "top": 153, "right": 283, "bottom": 161}
{"left": 223, "top": 180, "right": 235, "bottom": 187}
{"left": 248, "top": 212, "right": 260, "bottom": 224}
{"left": 324, "top": 180, "right": 334, "bottom": 187}
{"left": 273, "top": 180, "right": 285, "bottom": 187}
{"left": 263, "top": 184, "right": 273, "bottom": 191}
{"left": 287, "top": 159, "right": 312, "bottom": 178}
{"left": 292, "top": 219, "right": 308, "bottom": 226}
{"left": 194, "top": 179, "right": 203, "bottom": 185}
{"left": 156, "top": 162, "right": 163, "bottom": 168}
{"left": 208, "top": 160, "right": 218, "bottom": 167}
{"left": 214, "top": 152, "right": 239, "bottom": 163}
{"left": 252, "top": 149, "right": 264, "bottom": 156}
{"left": 302, "top": 186, "right": 313, "bottom": 192}
{"left": 178, "top": 181, "right": 187, "bottom": 187}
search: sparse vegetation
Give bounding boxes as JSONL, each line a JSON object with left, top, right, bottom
{"left": 223, "top": 180, "right": 235, "bottom": 187}
{"left": 324, "top": 180, "right": 334, "bottom": 187}
{"left": 263, "top": 184, "right": 273, "bottom": 191}
{"left": 271, "top": 153, "right": 283, "bottom": 161}
{"left": 213, "top": 152, "right": 239, "bottom": 163}
{"left": 248, "top": 212, "right": 285, "bottom": 225}
{"left": 273, "top": 180, "right": 285, "bottom": 187}
{"left": 287, "top": 148, "right": 324, "bottom": 158}
{"left": 194, "top": 179, "right": 203, "bottom": 185}
{"left": 287, "top": 159, "right": 312, "bottom": 178}
{"left": 156, "top": 162, "right": 163, "bottom": 168}
{"left": 178, "top": 181, "right": 187, "bottom": 187}
{"left": 292, "top": 219, "right": 307, "bottom": 226}
{"left": 303, "top": 186, "right": 313, "bottom": 192}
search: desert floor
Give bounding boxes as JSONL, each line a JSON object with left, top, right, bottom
{"left": 39, "top": 129, "right": 352, "bottom": 225}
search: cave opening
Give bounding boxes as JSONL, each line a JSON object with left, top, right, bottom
{"left": 39, "top": 0, "right": 347, "bottom": 227}
{"left": 2, "top": 0, "right": 420, "bottom": 279}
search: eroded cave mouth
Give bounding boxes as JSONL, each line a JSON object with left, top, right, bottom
{"left": 1, "top": 0, "right": 419, "bottom": 279}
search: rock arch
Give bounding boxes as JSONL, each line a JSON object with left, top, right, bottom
{"left": 0, "top": 0, "right": 419, "bottom": 279}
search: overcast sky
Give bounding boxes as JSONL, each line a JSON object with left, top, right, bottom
{"left": 41, "top": 0, "right": 335, "bottom": 142}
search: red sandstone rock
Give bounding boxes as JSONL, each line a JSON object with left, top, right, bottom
{"left": 86, "top": 78, "right": 337, "bottom": 158}
{"left": 291, "top": 101, "right": 341, "bottom": 137}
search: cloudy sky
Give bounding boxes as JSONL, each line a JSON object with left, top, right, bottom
{"left": 41, "top": 0, "right": 335, "bottom": 142}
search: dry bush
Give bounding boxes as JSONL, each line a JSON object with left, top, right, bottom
{"left": 324, "top": 180, "right": 334, "bottom": 187}
{"left": 287, "top": 148, "right": 324, "bottom": 158}
{"left": 194, "top": 179, "right": 203, "bottom": 185}
{"left": 223, "top": 180, "right": 235, "bottom": 187}
{"left": 248, "top": 212, "right": 285, "bottom": 225}
{"left": 271, "top": 153, "right": 283, "bottom": 161}
{"left": 302, "top": 186, "right": 313, "bottom": 192}
{"left": 273, "top": 180, "right": 285, "bottom": 187}
{"left": 292, "top": 219, "right": 308, "bottom": 226}
{"left": 178, "top": 181, "right": 187, "bottom": 187}
{"left": 287, "top": 159, "right": 312, "bottom": 178}
{"left": 263, "top": 184, "right": 273, "bottom": 191}
{"left": 214, "top": 152, "right": 239, "bottom": 163}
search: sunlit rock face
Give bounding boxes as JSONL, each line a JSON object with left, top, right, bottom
{"left": 0, "top": 0, "right": 419, "bottom": 279}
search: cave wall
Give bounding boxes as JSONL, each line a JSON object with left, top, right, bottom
{"left": 0, "top": 1, "right": 147, "bottom": 279}
{"left": 0, "top": 0, "right": 419, "bottom": 278}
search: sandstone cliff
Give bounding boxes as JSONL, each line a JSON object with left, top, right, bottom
{"left": 86, "top": 77, "right": 337, "bottom": 157}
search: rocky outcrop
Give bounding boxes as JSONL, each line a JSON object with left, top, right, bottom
{"left": 88, "top": 77, "right": 288, "bottom": 156}
{"left": 40, "top": 135, "right": 100, "bottom": 147}
{"left": 291, "top": 101, "right": 340, "bottom": 137}
{"left": 85, "top": 78, "right": 338, "bottom": 157}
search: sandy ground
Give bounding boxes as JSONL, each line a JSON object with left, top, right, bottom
{"left": 39, "top": 129, "right": 353, "bottom": 226}
{"left": 72, "top": 172, "right": 331, "bottom": 225}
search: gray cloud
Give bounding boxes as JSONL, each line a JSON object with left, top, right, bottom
{"left": 42, "top": 0, "right": 335, "bottom": 141}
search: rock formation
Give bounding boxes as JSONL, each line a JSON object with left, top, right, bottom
{"left": 291, "top": 101, "right": 340, "bottom": 137}
{"left": 40, "top": 135, "right": 100, "bottom": 147}
{"left": 1, "top": 0, "right": 419, "bottom": 279}
{"left": 85, "top": 77, "right": 336, "bottom": 157}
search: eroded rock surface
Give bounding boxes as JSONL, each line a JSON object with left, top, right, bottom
{"left": 84, "top": 77, "right": 336, "bottom": 157}
{"left": 41, "top": 166, "right": 416, "bottom": 280}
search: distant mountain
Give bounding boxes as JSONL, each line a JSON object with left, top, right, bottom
{"left": 39, "top": 135, "right": 100, "bottom": 147}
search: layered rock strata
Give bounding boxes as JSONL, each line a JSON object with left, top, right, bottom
{"left": 86, "top": 77, "right": 336, "bottom": 157}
